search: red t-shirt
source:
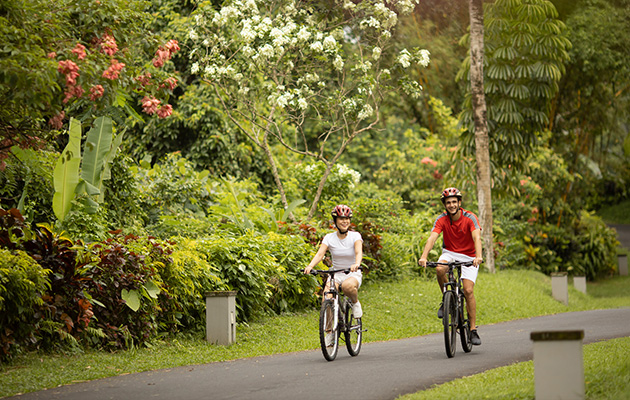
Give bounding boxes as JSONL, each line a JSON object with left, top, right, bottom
{"left": 431, "top": 208, "right": 481, "bottom": 257}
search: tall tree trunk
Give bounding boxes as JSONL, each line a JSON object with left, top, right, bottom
{"left": 469, "top": 0, "right": 495, "bottom": 273}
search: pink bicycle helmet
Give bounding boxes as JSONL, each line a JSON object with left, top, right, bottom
{"left": 440, "top": 187, "right": 462, "bottom": 203}
{"left": 331, "top": 204, "right": 353, "bottom": 219}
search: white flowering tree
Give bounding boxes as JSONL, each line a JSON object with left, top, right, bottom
{"left": 188, "top": 0, "right": 429, "bottom": 219}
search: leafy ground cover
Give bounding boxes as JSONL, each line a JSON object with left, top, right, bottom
{"left": 1, "top": 270, "right": 629, "bottom": 398}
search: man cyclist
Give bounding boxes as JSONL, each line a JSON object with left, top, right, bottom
{"left": 418, "top": 187, "right": 483, "bottom": 345}
{"left": 304, "top": 205, "right": 363, "bottom": 345}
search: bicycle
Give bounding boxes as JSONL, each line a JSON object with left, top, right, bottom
{"left": 426, "top": 261, "right": 474, "bottom": 358}
{"left": 304, "top": 268, "right": 364, "bottom": 361}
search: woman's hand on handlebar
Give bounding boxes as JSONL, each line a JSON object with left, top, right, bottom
{"left": 350, "top": 263, "right": 360, "bottom": 272}
{"left": 418, "top": 258, "right": 427, "bottom": 268}
{"left": 303, "top": 265, "right": 313, "bottom": 275}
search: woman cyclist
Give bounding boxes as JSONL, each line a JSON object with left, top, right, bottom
{"left": 304, "top": 204, "right": 364, "bottom": 324}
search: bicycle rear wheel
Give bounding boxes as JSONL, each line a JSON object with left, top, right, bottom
{"left": 443, "top": 291, "right": 457, "bottom": 358}
{"left": 458, "top": 293, "right": 473, "bottom": 353}
{"left": 319, "top": 299, "right": 339, "bottom": 361}
{"left": 344, "top": 300, "right": 362, "bottom": 356}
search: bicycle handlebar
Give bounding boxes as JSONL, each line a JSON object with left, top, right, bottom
{"left": 301, "top": 267, "right": 363, "bottom": 276}
{"left": 425, "top": 261, "right": 476, "bottom": 268}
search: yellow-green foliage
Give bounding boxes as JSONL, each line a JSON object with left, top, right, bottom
{"left": 0, "top": 249, "right": 50, "bottom": 359}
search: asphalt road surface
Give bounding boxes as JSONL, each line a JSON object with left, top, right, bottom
{"left": 10, "top": 308, "right": 630, "bottom": 400}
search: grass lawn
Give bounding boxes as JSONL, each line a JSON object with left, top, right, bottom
{"left": 596, "top": 198, "right": 630, "bottom": 225}
{"left": 1, "top": 270, "right": 629, "bottom": 398}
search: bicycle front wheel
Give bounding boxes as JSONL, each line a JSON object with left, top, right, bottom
{"left": 443, "top": 291, "right": 457, "bottom": 358}
{"left": 458, "top": 293, "right": 473, "bottom": 353}
{"left": 344, "top": 300, "right": 362, "bottom": 356}
{"left": 319, "top": 299, "right": 339, "bottom": 361}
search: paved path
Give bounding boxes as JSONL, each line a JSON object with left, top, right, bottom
{"left": 10, "top": 308, "right": 630, "bottom": 400}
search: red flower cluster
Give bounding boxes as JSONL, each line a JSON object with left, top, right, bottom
{"left": 136, "top": 73, "right": 152, "bottom": 87}
{"left": 153, "top": 40, "right": 180, "bottom": 67}
{"left": 99, "top": 33, "right": 118, "bottom": 56}
{"left": 58, "top": 60, "right": 80, "bottom": 86}
{"left": 90, "top": 85, "right": 104, "bottom": 100}
{"left": 72, "top": 43, "right": 87, "bottom": 60}
{"left": 102, "top": 59, "right": 125, "bottom": 80}
{"left": 161, "top": 77, "right": 178, "bottom": 90}
{"left": 142, "top": 96, "right": 173, "bottom": 119}
{"left": 48, "top": 111, "right": 66, "bottom": 130}
{"left": 142, "top": 96, "right": 161, "bottom": 115}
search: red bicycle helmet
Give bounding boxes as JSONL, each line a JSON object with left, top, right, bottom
{"left": 440, "top": 187, "right": 462, "bottom": 203}
{"left": 331, "top": 204, "right": 353, "bottom": 219}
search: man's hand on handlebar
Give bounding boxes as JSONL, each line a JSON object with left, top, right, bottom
{"left": 418, "top": 258, "right": 427, "bottom": 268}
{"left": 303, "top": 266, "right": 313, "bottom": 275}
{"left": 473, "top": 257, "right": 483, "bottom": 267}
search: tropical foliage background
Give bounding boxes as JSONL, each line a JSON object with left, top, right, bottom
{"left": 1, "top": 0, "right": 628, "bottom": 360}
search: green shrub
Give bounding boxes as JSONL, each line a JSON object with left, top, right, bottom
{"left": 0, "top": 249, "right": 50, "bottom": 360}
{"left": 571, "top": 211, "right": 619, "bottom": 279}
{"left": 80, "top": 233, "right": 175, "bottom": 349}
{"left": 161, "top": 238, "right": 225, "bottom": 332}
{"left": 259, "top": 232, "right": 319, "bottom": 313}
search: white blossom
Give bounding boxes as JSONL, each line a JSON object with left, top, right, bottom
{"left": 397, "top": 49, "right": 412, "bottom": 68}
{"left": 244, "top": 0, "right": 257, "bottom": 12}
{"left": 241, "top": 22, "right": 257, "bottom": 43}
{"left": 298, "top": 98, "right": 308, "bottom": 110}
{"left": 259, "top": 44, "right": 275, "bottom": 58}
{"left": 191, "top": 62, "right": 199, "bottom": 74}
{"left": 310, "top": 41, "right": 323, "bottom": 52}
{"left": 357, "top": 104, "right": 373, "bottom": 120}
{"left": 323, "top": 35, "right": 337, "bottom": 51}
{"left": 333, "top": 55, "right": 344, "bottom": 71}
{"left": 242, "top": 45, "right": 255, "bottom": 56}
{"left": 372, "top": 47, "right": 382, "bottom": 60}
{"left": 189, "top": 29, "right": 198, "bottom": 40}
{"left": 343, "top": 1, "right": 356, "bottom": 10}
{"left": 361, "top": 17, "right": 380, "bottom": 29}
{"left": 396, "top": 0, "right": 419, "bottom": 15}
{"left": 417, "top": 49, "right": 431, "bottom": 67}
{"left": 296, "top": 27, "right": 311, "bottom": 42}
{"left": 270, "top": 27, "right": 289, "bottom": 47}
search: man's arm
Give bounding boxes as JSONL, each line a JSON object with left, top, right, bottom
{"left": 471, "top": 228, "right": 483, "bottom": 267}
{"left": 418, "top": 231, "right": 440, "bottom": 267}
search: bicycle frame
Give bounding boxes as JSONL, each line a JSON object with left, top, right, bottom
{"left": 304, "top": 268, "right": 363, "bottom": 361}
{"left": 427, "top": 261, "right": 474, "bottom": 358}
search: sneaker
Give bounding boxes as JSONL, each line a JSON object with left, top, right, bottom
{"left": 437, "top": 302, "right": 444, "bottom": 319}
{"left": 351, "top": 301, "right": 363, "bottom": 319}
{"left": 471, "top": 329, "right": 481, "bottom": 346}
{"left": 325, "top": 332, "right": 334, "bottom": 347}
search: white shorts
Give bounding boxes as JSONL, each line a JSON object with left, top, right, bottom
{"left": 439, "top": 249, "right": 479, "bottom": 284}
{"left": 333, "top": 270, "right": 363, "bottom": 287}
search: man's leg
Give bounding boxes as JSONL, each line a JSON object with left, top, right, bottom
{"left": 462, "top": 278, "right": 476, "bottom": 328}
{"left": 462, "top": 278, "right": 481, "bottom": 345}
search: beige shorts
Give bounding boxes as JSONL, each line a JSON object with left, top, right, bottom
{"left": 439, "top": 249, "right": 478, "bottom": 284}
{"left": 333, "top": 270, "right": 363, "bottom": 287}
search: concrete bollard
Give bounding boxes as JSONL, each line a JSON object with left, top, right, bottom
{"left": 205, "top": 291, "right": 237, "bottom": 345}
{"left": 573, "top": 276, "right": 587, "bottom": 294}
{"left": 618, "top": 254, "right": 628, "bottom": 276}
{"left": 551, "top": 272, "right": 568, "bottom": 305}
{"left": 531, "top": 330, "right": 585, "bottom": 400}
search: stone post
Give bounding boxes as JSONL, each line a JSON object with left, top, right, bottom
{"left": 573, "top": 276, "right": 586, "bottom": 294}
{"left": 551, "top": 272, "right": 568, "bottom": 305}
{"left": 531, "top": 330, "right": 585, "bottom": 400}
{"left": 618, "top": 254, "right": 628, "bottom": 276}
{"left": 205, "top": 291, "right": 237, "bottom": 345}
